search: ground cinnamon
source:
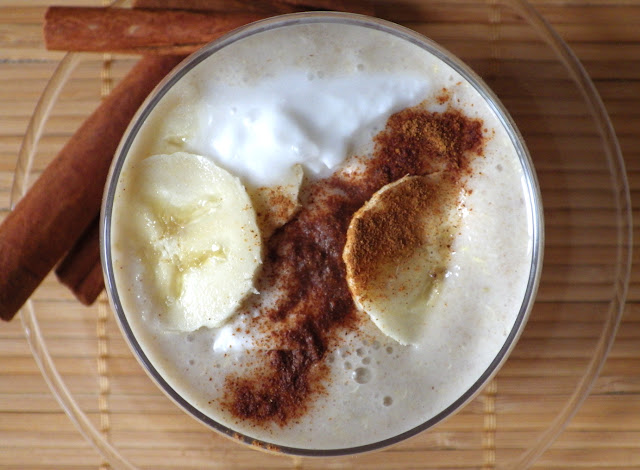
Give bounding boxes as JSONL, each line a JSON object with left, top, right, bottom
{"left": 0, "top": 55, "right": 184, "bottom": 321}
{"left": 222, "top": 103, "right": 485, "bottom": 426}
{"left": 344, "top": 173, "right": 459, "bottom": 292}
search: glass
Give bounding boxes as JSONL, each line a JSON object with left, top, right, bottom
{"left": 13, "top": 1, "right": 631, "bottom": 468}
{"left": 102, "top": 11, "right": 543, "bottom": 457}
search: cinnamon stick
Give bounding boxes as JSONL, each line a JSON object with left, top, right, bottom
{"left": 131, "top": 0, "right": 375, "bottom": 15}
{"left": 0, "top": 55, "right": 185, "bottom": 321}
{"left": 55, "top": 217, "right": 104, "bottom": 306}
{"left": 44, "top": 7, "right": 265, "bottom": 55}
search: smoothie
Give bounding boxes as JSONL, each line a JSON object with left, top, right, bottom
{"left": 105, "top": 14, "right": 540, "bottom": 453}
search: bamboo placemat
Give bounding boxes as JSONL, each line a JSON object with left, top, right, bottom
{"left": 0, "top": 1, "right": 638, "bottom": 469}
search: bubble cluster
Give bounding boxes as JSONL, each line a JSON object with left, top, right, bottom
{"left": 333, "top": 340, "right": 401, "bottom": 387}
{"left": 347, "top": 341, "right": 397, "bottom": 408}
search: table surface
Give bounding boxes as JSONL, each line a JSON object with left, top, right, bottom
{"left": 0, "top": 1, "right": 639, "bottom": 469}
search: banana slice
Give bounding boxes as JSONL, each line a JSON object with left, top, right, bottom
{"left": 127, "top": 151, "right": 262, "bottom": 331}
{"left": 343, "top": 173, "right": 460, "bottom": 345}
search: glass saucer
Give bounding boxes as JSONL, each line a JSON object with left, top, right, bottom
{"left": 14, "top": 1, "right": 631, "bottom": 468}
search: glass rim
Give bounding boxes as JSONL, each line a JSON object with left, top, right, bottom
{"left": 100, "top": 11, "right": 544, "bottom": 457}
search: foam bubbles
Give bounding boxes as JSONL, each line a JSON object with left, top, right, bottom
{"left": 353, "top": 367, "right": 371, "bottom": 384}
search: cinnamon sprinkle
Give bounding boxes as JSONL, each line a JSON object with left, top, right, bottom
{"left": 344, "top": 173, "right": 459, "bottom": 292}
{"left": 222, "top": 102, "right": 485, "bottom": 427}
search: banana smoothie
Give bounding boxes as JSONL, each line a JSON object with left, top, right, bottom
{"left": 105, "top": 14, "right": 541, "bottom": 453}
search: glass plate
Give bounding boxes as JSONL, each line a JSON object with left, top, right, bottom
{"left": 13, "top": 1, "right": 631, "bottom": 469}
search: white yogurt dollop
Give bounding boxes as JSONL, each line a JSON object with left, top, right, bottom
{"left": 189, "top": 71, "right": 430, "bottom": 187}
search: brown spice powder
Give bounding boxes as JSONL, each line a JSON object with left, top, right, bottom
{"left": 221, "top": 104, "right": 485, "bottom": 427}
{"left": 345, "top": 173, "right": 459, "bottom": 291}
